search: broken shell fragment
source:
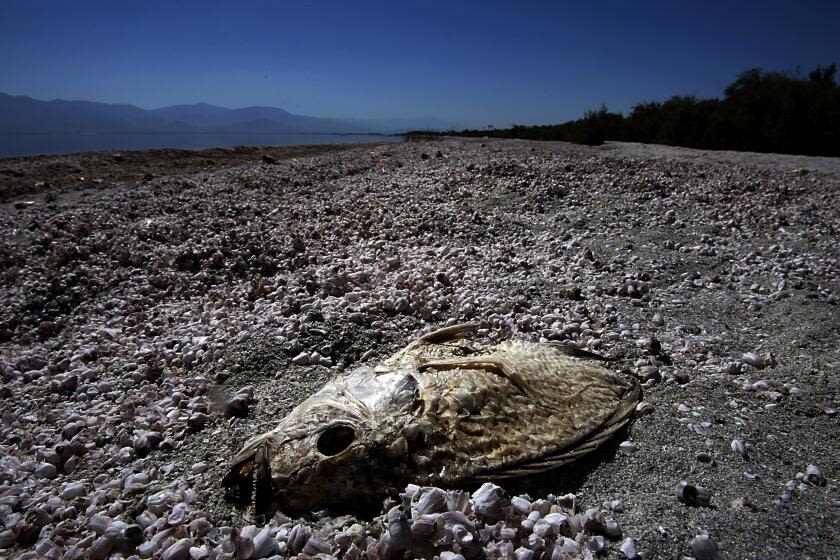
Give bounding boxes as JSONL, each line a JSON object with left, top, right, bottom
{"left": 804, "top": 464, "right": 825, "bottom": 486}
{"left": 730, "top": 439, "right": 748, "bottom": 459}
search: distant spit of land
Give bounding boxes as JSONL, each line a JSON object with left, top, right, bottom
{"left": 0, "top": 142, "right": 391, "bottom": 200}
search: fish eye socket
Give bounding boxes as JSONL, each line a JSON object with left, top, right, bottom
{"left": 317, "top": 425, "right": 356, "bottom": 456}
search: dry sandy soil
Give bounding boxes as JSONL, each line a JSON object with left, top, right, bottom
{"left": 0, "top": 143, "right": 387, "bottom": 200}
{"left": 0, "top": 138, "right": 838, "bottom": 560}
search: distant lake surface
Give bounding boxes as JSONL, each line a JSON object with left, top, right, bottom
{"left": 0, "top": 132, "right": 402, "bottom": 157}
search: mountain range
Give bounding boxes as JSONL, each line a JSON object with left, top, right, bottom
{"left": 0, "top": 92, "right": 456, "bottom": 135}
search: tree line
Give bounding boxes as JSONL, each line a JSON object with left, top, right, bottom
{"left": 409, "top": 65, "right": 839, "bottom": 157}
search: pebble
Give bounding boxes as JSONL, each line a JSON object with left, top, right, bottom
{"left": 225, "top": 392, "right": 251, "bottom": 417}
{"left": 287, "top": 525, "right": 311, "bottom": 554}
{"left": 583, "top": 507, "right": 606, "bottom": 533}
{"left": 59, "top": 482, "right": 87, "bottom": 501}
{"left": 741, "top": 352, "right": 765, "bottom": 369}
{"left": 634, "top": 401, "right": 655, "bottom": 417}
{"left": 557, "top": 538, "right": 581, "bottom": 557}
{"left": 88, "top": 535, "right": 114, "bottom": 560}
{"left": 695, "top": 451, "right": 713, "bottom": 463}
{"left": 472, "top": 483, "right": 508, "bottom": 521}
{"left": 603, "top": 519, "right": 623, "bottom": 540}
{"left": 62, "top": 421, "right": 83, "bottom": 440}
{"left": 514, "top": 546, "right": 534, "bottom": 560}
{"left": 723, "top": 361, "right": 742, "bottom": 375}
{"left": 619, "top": 440, "right": 638, "bottom": 454}
{"left": 301, "top": 536, "right": 331, "bottom": 555}
{"left": 387, "top": 509, "right": 412, "bottom": 552}
{"left": 620, "top": 537, "right": 641, "bottom": 559}
{"left": 0, "top": 530, "right": 15, "bottom": 548}
{"left": 637, "top": 365, "right": 660, "bottom": 382}
{"left": 34, "top": 462, "right": 57, "bottom": 479}
{"left": 690, "top": 534, "right": 726, "bottom": 560}
{"left": 677, "top": 481, "right": 712, "bottom": 507}
{"left": 161, "top": 538, "right": 193, "bottom": 560}
{"left": 88, "top": 514, "right": 111, "bottom": 535}
{"left": 588, "top": 535, "right": 609, "bottom": 554}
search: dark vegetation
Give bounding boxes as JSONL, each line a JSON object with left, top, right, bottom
{"left": 408, "top": 66, "right": 840, "bottom": 156}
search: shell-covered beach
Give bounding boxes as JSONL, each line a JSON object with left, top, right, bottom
{"left": 1, "top": 139, "right": 838, "bottom": 559}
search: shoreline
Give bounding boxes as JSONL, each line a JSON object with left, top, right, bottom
{"left": 0, "top": 141, "right": 394, "bottom": 200}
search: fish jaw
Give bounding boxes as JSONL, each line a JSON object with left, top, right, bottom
{"left": 221, "top": 368, "right": 427, "bottom": 512}
{"left": 263, "top": 410, "right": 424, "bottom": 511}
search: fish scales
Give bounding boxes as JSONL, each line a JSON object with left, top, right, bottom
{"left": 223, "top": 324, "right": 640, "bottom": 513}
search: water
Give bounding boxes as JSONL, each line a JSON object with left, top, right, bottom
{"left": 0, "top": 132, "right": 402, "bottom": 158}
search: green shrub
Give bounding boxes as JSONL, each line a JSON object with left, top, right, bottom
{"left": 414, "top": 65, "right": 840, "bottom": 157}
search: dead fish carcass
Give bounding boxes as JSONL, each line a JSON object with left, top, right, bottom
{"left": 223, "top": 324, "right": 640, "bottom": 513}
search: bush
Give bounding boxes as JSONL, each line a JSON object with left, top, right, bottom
{"left": 415, "top": 65, "right": 840, "bottom": 157}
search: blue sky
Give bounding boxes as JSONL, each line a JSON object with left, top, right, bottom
{"left": 1, "top": 0, "right": 838, "bottom": 128}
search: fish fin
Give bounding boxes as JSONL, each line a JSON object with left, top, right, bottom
{"left": 228, "top": 438, "right": 264, "bottom": 468}
{"left": 475, "top": 379, "right": 641, "bottom": 480}
{"left": 386, "top": 323, "right": 481, "bottom": 366}
{"left": 223, "top": 442, "right": 275, "bottom": 514}
{"left": 417, "top": 356, "right": 538, "bottom": 400}
{"left": 222, "top": 453, "right": 256, "bottom": 502}
{"left": 253, "top": 444, "right": 274, "bottom": 517}
{"left": 416, "top": 323, "right": 481, "bottom": 344}
{"left": 544, "top": 341, "right": 613, "bottom": 362}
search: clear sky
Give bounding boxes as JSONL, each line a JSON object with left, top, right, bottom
{"left": 2, "top": 0, "right": 838, "bottom": 128}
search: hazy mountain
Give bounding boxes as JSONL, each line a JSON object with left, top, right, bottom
{"left": 147, "top": 102, "right": 361, "bottom": 133}
{"left": 146, "top": 102, "right": 242, "bottom": 128}
{"left": 0, "top": 93, "right": 182, "bottom": 134}
{"left": 0, "top": 93, "right": 367, "bottom": 134}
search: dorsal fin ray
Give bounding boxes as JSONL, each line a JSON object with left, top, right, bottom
{"left": 384, "top": 323, "right": 480, "bottom": 366}
{"left": 417, "top": 356, "right": 538, "bottom": 400}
